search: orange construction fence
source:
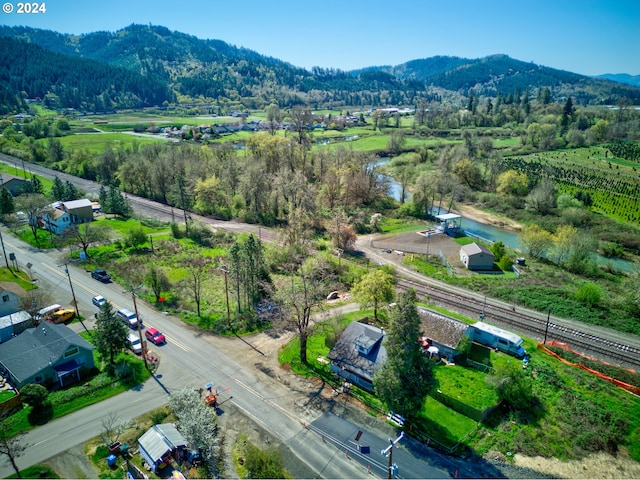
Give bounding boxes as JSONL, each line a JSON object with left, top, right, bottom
{"left": 537, "top": 341, "right": 640, "bottom": 397}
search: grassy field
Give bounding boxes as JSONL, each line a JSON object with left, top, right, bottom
{"left": 50, "top": 132, "right": 166, "bottom": 154}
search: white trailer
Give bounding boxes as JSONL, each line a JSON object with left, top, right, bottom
{"left": 470, "top": 321, "right": 526, "bottom": 358}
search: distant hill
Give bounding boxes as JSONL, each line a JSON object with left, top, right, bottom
{"left": 595, "top": 73, "right": 640, "bottom": 88}
{"left": 0, "top": 24, "right": 639, "bottom": 112}
{"left": 355, "top": 54, "right": 640, "bottom": 105}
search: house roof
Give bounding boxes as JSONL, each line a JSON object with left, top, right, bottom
{"left": 62, "top": 199, "right": 93, "bottom": 210}
{"left": 139, "top": 424, "right": 187, "bottom": 463}
{"left": 0, "top": 174, "right": 28, "bottom": 185}
{"left": 0, "top": 282, "right": 27, "bottom": 297}
{"left": 327, "top": 322, "right": 386, "bottom": 383}
{"left": 0, "top": 323, "right": 94, "bottom": 383}
{"left": 418, "top": 308, "right": 470, "bottom": 350}
{"left": 460, "top": 242, "right": 493, "bottom": 256}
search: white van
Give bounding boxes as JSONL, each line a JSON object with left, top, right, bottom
{"left": 127, "top": 333, "right": 142, "bottom": 355}
{"left": 36, "top": 304, "right": 62, "bottom": 322}
{"left": 117, "top": 308, "right": 140, "bottom": 329}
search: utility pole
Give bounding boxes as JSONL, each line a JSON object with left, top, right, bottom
{"left": 543, "top": 307, "right": 552, "bottom": 345}
{"left": 381, "top": 431, "right": 403, "bottom": 479}
{"left": 218, "top": 267, "right": 231, "bottom": 328}
{"left": 337, "top": 248, "right": 343, "bottom": 277}
{"left": 124, "top": 286, "right": 148, "bottom": 369}
{"left": 0, "top": 229, "right": 10, "bottom": 270}
{"left": 63, "top": 265, "right": 89, "bottom": 334}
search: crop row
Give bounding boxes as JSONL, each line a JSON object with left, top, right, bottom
{"left": 502, "top": 155, "right": 640, "bottom": 221}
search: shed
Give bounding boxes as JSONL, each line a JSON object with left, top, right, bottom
{"left": 138, "top": 424, "right": 188, "bottom": 473}
{"left": 417, "top": 308, "right": 471, "bottom": 360}
{"left": 0, "top": 311, "right": 33, "bottom": 343}
{"left": 327, "top": 322, "right": 386, "bottom": 392}
{"left": 460, "top": 243, "right": 494, "bottom": 270}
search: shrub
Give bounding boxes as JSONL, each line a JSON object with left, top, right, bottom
{"left": 19, "top": 383, "right": 49, "bottom": 408}
{"left": 498, "top": 255, "right": 513, "bottom": 272}
{"left": 574, "top": 282, "right": 602, "bottom": 307}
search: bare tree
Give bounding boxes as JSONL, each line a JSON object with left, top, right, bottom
{"left": 146, "top": 265, "right": 171, "bottom": 303}
{"left": 61, "top": 222, "right": 110, "bottom": 258}
{"left": 0, "top": 414, "right": 29, "bottom": 478}
{"left": 181, "top": 256, "right": 211, "bottom": 317}
{"left": 100, "top": 412, "right": 131, "bottom": 446}
{"left": 278, "top": 256, "right": 331, "bottom": 364}
{"left": 14, "top": 194, "right": 52, "bottom": 245}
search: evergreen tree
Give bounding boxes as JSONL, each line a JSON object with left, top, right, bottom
{"left": 0, "top": 188, "right": 14, "bottom": 215}
{"left": 93, "top": 301, "right": 129, "bottom": 372}
{"left": 374, "top": 290, "right": 434, "bottom": 420}
{"left": 63, "top": 180, "right": 80, "bottom": 201}
{"left": 50, "top": 176, "right": 66, "bottom": 201}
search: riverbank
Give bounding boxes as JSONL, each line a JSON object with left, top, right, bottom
{"left": 453, "top": 203, "right": 524, "bottom": 232}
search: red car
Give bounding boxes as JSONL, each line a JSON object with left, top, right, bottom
{"left": 145, "top": 327, "right": 166, "bottom": 345}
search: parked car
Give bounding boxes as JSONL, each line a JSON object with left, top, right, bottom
{"left": 91, "top": 269, "right": 111, "bottom": 282}
{"left": 36, "top": 304, "right": 62, "bottom": 322}
{"left": 117, "top": 308, "right": 140, "bottom": 329}
{"left": 145, "top": 327, "right": 166, "bottom": 345}
{"left": 127, "top": 333, "right": 142, "bottom": 355}
{"left": 47, "top": 309, "right": 75, "bottom": 324}
{"left": 92, "top": 295, "right": 106, "bottom": 308}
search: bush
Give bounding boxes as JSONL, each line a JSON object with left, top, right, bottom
{"left": 498, "top": 255, "right": 513, "bottom": 272}
{"left": 574, "top": 282, "right": 602, "bottom": 307}
{"left": 19, "top": 383, "right": 49, "bottom": 408}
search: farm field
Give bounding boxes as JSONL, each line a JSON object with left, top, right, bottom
{"left": 502, "top": 146, "right": 640, "bottom": 222}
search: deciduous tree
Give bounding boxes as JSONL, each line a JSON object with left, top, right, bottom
{"left": 181, "top": 255, "right": 211, "bottom": 317}
{"left": 15, "top": 194, "right": 52, "bottom": 245}
{"left": 519, "top": 224, "right": 554, "bottom": 259}
{"left": 146, "top": 265, "right": 171, "bottom": 303}
{"left": 351, "top": 270, "right": 395, "bottom": 322}
{"left": 169, "top": 387, "right": 219, "bottom": 478}
{"left": 0, "top": 415, "right": 28, "bottom": 478}
{"left": 497, "top": 170, "right": 529, "bottom": 197}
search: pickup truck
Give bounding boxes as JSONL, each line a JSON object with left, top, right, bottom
{"left": 91, "top": 269, "right": 111, "bottom": 283}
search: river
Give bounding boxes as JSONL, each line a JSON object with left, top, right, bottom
{"left": 375, "top": 159, "right": 636, "bottom": 272}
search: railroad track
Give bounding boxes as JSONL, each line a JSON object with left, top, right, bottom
{"left": 398, "top": 278, "right": 640, "bottom": 369}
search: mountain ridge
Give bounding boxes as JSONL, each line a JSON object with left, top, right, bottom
{"left": 0, "top": 24, "right": 639, "bottom": 112}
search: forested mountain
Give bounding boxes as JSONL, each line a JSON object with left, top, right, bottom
{"left": 0, "top": 36, "right": 174, "bottom": 113}
{"left": 0, "top": 24, "right": 639, "bottom": 113}
{"left": 357, "top": 54, "right": 640, "bottom": 105}
{"left": 595, "top": 73, "right": 640, "bottom": 88}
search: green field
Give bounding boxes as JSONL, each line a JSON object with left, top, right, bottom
{"left": 52, "top": 132, "right": 166, "bottom": 154}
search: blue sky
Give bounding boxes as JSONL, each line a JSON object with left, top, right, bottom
{"left": 2, "top": 0, "right": 639, "bottom": 75}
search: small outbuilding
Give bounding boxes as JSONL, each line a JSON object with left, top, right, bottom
{"left": 138, "top": 423, "right": 188, "bottom": 474}
{"left": 418, "top": 308, "right": 471, "bottom": 360}
{"left": 460, "top": 243, "right": 494, "bottom": 271}
{"left": 0, "top": 311, "right": 33, "bottom": 344}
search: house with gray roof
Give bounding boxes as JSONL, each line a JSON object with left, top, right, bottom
{"left": 138, "top": 423, "right": 188, "bottom": 474}
{"left": 0, "top": 323, "right": 94, "bottom": 388}
{"left": 327, "top": 322, "right": 386, "bottom": 392}
{"left": 0, "top": 173, "right": 30, "bottom": 196}
{"left": 417, "top": 307, "right": 471, "bottom": 360}
{"left": 40, "top": 198, "right": 94, "bottom": 234}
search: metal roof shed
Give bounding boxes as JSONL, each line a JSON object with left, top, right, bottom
{"left": 138, "top": 424, "right": 187, "bottom": 473}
